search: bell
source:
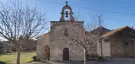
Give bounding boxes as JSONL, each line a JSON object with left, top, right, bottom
{"left": 65, "top": 11, "right": 68, "bottom": 17}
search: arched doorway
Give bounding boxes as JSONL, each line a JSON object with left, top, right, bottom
{"left": 63, "top": 48, "right": 69, "bottom": 61}
{"left": 44, "top": 45, "right": 50, "bottom": 61}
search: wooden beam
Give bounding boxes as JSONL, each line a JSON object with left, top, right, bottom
{"left": 127, "top": 39, "right": 135, "bottom": 40}
{"left": 128, "top": 32, "right": 135, "bottom": 36}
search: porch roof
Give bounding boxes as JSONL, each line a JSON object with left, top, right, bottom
{"left": 101, "top": 26, "right": 135, "bottom": 38}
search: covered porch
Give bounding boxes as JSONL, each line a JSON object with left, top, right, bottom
{"left": 102, "top": 26, "right": 135, "bottom": 57}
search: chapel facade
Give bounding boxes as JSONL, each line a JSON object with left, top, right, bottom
{"left": 36, "top": 2, "right": 87, "bottom": 61}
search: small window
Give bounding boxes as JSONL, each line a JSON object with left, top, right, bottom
{"left": 124, "top": 41, "right": 128, "bottom": 46}
{"left": 125, "top": 42, "right": 128, "bottom": 46}
{"left": 64, "top": 28, "right": 68, "bottom": 36}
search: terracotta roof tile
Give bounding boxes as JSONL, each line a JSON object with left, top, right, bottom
{"left": 101, "top": 26, "right": 134, "bottom": 38}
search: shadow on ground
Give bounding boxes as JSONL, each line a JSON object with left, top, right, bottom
{"left": 0, "top": 61, "right": 6, "bottom": 64}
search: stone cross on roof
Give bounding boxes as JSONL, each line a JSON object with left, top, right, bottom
{"left": 66, "top": 1, "right": 68, "bottom": 5}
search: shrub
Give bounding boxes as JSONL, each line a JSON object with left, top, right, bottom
{"left": 87, "top": 54, "right": 98, "bottom": 61}
{"left": 32, "top": 56, "right": 39, "bottom": 61}
{"left": 97, "top": 56, "right": 106, "bottom": 61}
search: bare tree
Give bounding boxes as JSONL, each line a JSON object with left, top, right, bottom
{"left": 65, "top": 24, "right": 99, "bottom": 64}
{"left": 0, "top": 1, "right": 48, "bottom": 64}
{"left": 64, "top": 14, "right": 105, "bottom": 64}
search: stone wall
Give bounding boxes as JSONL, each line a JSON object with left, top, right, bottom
{"left": 37, "top": 21, "right": 100, "bottom": 61}
{"left": 110, "top": 33, "right": 135, "bottom": 57}
{"left": 36, "top": 33, "right": 50, "bottom": 59}
{"left": 110, "top": 34, "right": 125, "bottom": 56}
{"left": 50, "top": 21, "right": 84, "bottom": 61}
{"left": 133, "top": 41, "right": 135, "bottom": 57}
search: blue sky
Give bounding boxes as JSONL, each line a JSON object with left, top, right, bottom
{"left": 1, "top": 0, "right": 135, "bottom": 30}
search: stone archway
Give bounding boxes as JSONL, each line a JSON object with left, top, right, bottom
{"left": 63, "top": 48, "right": 69, "bottom": 61}
{"left": 44, "top": 45, "right": 50, "bottom": 60}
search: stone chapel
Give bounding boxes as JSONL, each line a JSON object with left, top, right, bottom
{"left": 36, "top": 2, "right": 86, "bottom": 61}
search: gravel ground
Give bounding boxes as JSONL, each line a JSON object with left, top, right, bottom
{"left": 23, "top": 59, "right": 135, "bottom": 64}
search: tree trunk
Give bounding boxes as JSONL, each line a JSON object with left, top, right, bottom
{"left": 16, "top": 43, "right": 20, "bottom": 64}
{"left": 84, "top": 48, "right": 87, "bottom": 64}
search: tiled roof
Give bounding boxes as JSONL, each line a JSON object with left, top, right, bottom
{"left": 101, "top": 26, "right": 135, "bottom": 38}
{"left": 90, "top": 26, "right": 111, "bottom": 35}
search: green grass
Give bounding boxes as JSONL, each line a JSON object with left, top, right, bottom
{"left": 0, "top": 52, "right": 36, "bottom": 64}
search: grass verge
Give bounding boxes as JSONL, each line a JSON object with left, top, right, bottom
{"left": 0, "top": 52, "right": 35, "bottom": 64}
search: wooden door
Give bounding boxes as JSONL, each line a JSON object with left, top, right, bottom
{"left": 63, "top": 48, "right": 69, "bottom": 61}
